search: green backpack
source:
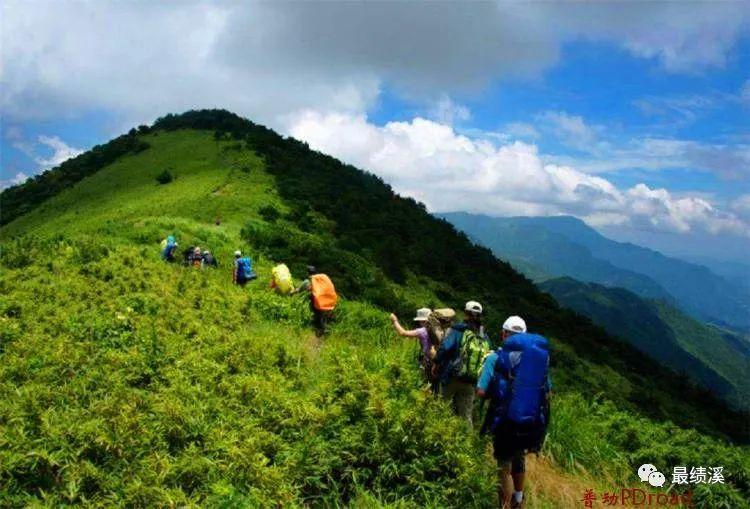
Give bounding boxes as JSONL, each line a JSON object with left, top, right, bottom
{"left": 457, "top": 329, "right": 491, "bottom": 382}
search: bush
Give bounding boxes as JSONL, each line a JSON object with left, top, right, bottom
{"left": 258, "top": 205, "right": 281, "bottom": 223}
{"left": 156, "top": 169, "right": 175, "bottom": 185}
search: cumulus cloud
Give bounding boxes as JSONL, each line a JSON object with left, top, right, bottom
{"left": 7, "top": 132, "right": 82, "bottom": 171}
{"left": 0, "top": 172, "right": 29, "bottom": 190}
{"left": 2, "top": 1, "right": 747, "bottom": 239}
{"left": 34, "top": 136, "right": 83, "bottom": 169}
{"left": 2, "top": 1, "right": 748, "bottom": 127}
{"left": 287, "top": 111, "right": 749, "bottom": 237}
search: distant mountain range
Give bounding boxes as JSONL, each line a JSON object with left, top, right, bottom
{"left": 441, "top": 213, "right": 750, "bottom": 331}
{"left": 540, "top": 277, "right": 750, "bottom": 410}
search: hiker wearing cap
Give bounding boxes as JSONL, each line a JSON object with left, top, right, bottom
{"left": 476, "top": 316, "right": 551, "bottom": 509}
{"left": 233, "top": 250, "right": 256, "bottom": 285}
{"left": 390, "top": 309, "right": 436, "bottom": 384}
{"left": 292, "top": 266, "right": 338, "bottom": 337}
{"left": 189, "top": 247, "right": 203, "bottom": 268}
{"left": 201, "top": 250, "right": 218, "bottom": 268}
{"left": 434, "top": 300, "right": 491, "bottom": 426}
{"left": 161, "top": 235, "right": 178, "bottom": 262}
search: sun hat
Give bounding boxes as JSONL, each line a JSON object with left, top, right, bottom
{"left": 464, "top": 300, "right": 483, "bottom": 315}
{"left": 502, "top": 315, "right": 527, "bottom": 333}
{"left": 413, "top": 308, "right": 432, "bottom": 322}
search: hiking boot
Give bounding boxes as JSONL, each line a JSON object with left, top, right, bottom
{"left": 510, "top": 497, "right": 525, "bottom": 509}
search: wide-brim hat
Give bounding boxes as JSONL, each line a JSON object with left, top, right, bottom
{"left": 413, "top": 307, "right": 432, "bottom": 322}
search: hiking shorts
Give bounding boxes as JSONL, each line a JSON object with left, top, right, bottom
{"left": 492, "top": 420, "right": 546, "bottom": 472}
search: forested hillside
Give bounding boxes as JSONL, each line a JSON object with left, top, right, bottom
{"left": 1, "top": 110, "right": 748, "bottom": 507}
{"left": 541, "top": 277, "right": 750, "bottom": 411}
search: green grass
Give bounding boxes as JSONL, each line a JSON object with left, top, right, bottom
{"left": 2, "top": 128, "right": 748, "bottom": 508}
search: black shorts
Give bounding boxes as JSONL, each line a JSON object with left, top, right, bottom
{"left": 492, "top": 420, "right": 546, "bottom": 465}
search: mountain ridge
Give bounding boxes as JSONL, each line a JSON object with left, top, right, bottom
{"left": 1, "top": 110, "right": 748, "bottom": 507}
{"left": 540, "top": 277, "right": 750, "bottom": 410}
{"left": 441, "top": 212, "right": 750, "bottom": 330}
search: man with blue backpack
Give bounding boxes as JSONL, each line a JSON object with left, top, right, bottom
{"left": 476, "top": 315, "right": 551, "bottom": 509}
{"left": 232, "top": 250, "right": 257, "bottom": 286}
{"left": 434, "top": 300, "right": 491, "bottom": 426}
{"left": 161, "top": 235, "right": 178, "bottom": 262}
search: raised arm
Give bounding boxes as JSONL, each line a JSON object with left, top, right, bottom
{"left": 390, "top": 314, "right": 421, "bottom": 338}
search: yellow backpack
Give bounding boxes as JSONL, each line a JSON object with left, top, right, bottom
{"left": 271, "top": 264, "right": 294, "bottom": 294}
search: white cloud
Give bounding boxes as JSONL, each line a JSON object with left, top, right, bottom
{"left": 429, "top": 95, "right": 471, "bottom": 125}
{"left": 2, "top": 1, "right": 748, "bottom": 128}
{"left": 2, "top": 1, "right": 747, "bottom": 238}
{"left": 732, "top": 194, "right": 750, "bottom": 218}
{"left": 287, "top": 111, "right": 749, "bottom": 237}
{"left": 633, "top": 93, "right": 724, "bottom": 127}
{"left": 537, "top": 111, "right": 600, "bottom": 151}
{"left": 543, "top": 136, "right": 750, "bottom": 180}
{"left": 33, "top": 135, "right": 83, "bottom": 169}
{"left": 0, "top": 172, "right": 29, "bottom": 190}
{"left": 7, "top": 133, "right": 83, "bottom": 172}
{"left": 11, "top": 172, "right": 28, "bottom": 185}
{"left": 504, "top": 122, "right": 540, "bottom": 140}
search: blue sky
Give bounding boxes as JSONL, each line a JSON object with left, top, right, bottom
{"left": 2, "top": 2, "right": 749, "bottom": 263}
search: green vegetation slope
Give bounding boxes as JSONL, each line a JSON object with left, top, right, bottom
{"left": 540, "top": 277, "right": 750, "bottom": 410}
{"left": 1, "top": 111, "right": 748, "bottom": 507}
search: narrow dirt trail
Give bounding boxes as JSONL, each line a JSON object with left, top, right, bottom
{"left": 525, "top": 455, "right": 604, "bottom": 508}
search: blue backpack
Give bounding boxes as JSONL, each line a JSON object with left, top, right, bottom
{"left": 487, "top": 333, "right": 550, "bottom": 431}
{"left": 162, "top": 236, "right": 177, "bottom": 260}
{"left": 237, "top": 257, "right": 255, "bottom": 280}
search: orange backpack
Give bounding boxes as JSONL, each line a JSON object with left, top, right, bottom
{"left": 310, "top": 274, "right": 338, "bottom": 311}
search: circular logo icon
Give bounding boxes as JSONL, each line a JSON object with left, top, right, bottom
{"left": 637, "top": 464, "right": 658, "bottom": 482}
{"left": 648, "top": 471, "right": 666, "bottom": 487}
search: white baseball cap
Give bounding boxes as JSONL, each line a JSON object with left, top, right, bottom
{"left": 502, "top": 315, "right": 527, "bottom": 333}
{"left": 234, "top": 250, "right": 242, "bottom": 257}
{"left": 464, "top": 301, "right": 483, "bottom": 315}
{"left": 413, "top": 308, "right": 431, "bottom": 322}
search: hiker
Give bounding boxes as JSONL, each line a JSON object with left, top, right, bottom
{"left": 201, "top": 249, "right": 218, "bottom": 268}
{"left": 425, "top": 308, "right": 456, "bottom": 348}
{"left": 182, "top": 246, "right": 195, "bottom": 266}
{"left": 189, "top": 246, "right": 203, "bottom": 268}
{"left": 476, "top": 316, "right": 551, "bottom": 509}
{"left": 390, "top": 309, "right": 436, "bottom": 385}
{"left": 269, "top": 263, "right": 294, "bottom": 295}
{"left": 161, "top": 235, "right": 178, "bottom": 262}
{"left": 433, "top": 301, "right": 491, "bottom": 426}
{"left": 292, "top": 266, "right": 337, "bottom": 337}
{"left": 233, "top": 251, "right": 257, "bottom": 285}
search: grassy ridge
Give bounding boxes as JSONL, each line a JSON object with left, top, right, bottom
{"left": 0, "top": 238, "right": 497, "bottom": 507}
{"left": 1, "top": 125, "right": 748, "bottom": 507}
